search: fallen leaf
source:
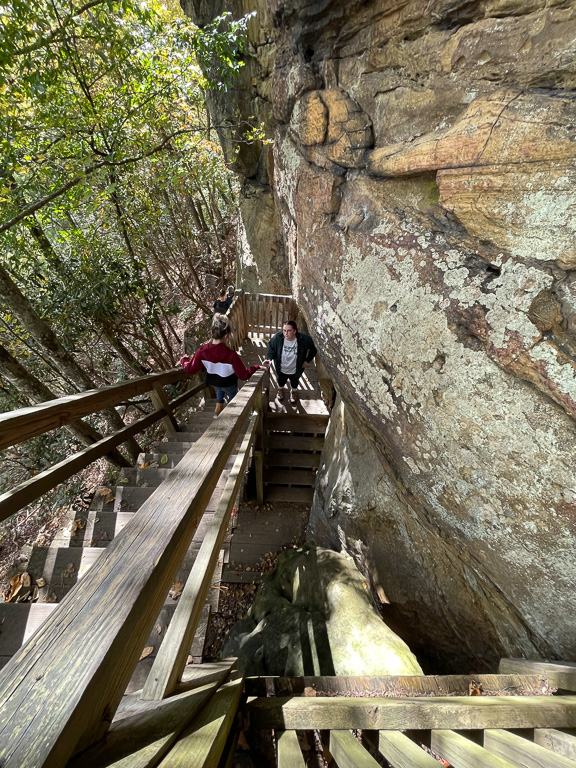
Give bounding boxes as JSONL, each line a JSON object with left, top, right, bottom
{"left": 45, "top": 593, "right": 58, "bottom": 603}
{"left": 169, "top": 580, "right": 184, "bottom": 599}
{"left": 469, "top": 682, "right": 483, "bottom": 696}
{"left": 36, "top": 578, "right": 46, "bottom": 588}
{"left": 61, "top": 563, "right": 76, "bottom": 578}
{"left": 160, "top": 454, "right": 168, "bottom": 464}
{"left": 99, "top": 487, "right": 112, "bottom": 496}
{"left": 104, "top": 494, "right": 115, "bottom": 505}
{"left": 140, "top": 462, "right": 150, "bottom": 469}
{"left": 139, "top": 646, "right": 154, "bottom": 661}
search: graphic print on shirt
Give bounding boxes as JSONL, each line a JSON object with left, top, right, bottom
{"left": 281, "top": 339, "right": 298, "bottom": 375}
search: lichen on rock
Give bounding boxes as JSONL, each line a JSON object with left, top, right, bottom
{"left": 223, "top": 544, "right": 423, "bottom": 676}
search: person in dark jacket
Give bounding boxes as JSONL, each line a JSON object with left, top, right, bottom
{"left": 180, "top": 314, "right": 266, "bottom": 414}
{"left": 266, "top": 320, "right": 317, "bottom": 403}
{"left": 213, "top": 287, "right": 231, "bottom": 314}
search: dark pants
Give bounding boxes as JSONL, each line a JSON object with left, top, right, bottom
{"left": 215, "top": 383, "right": 238, "bottom": 403}
{"left": 278, "top": 371, "right": 301, "bottom": 388}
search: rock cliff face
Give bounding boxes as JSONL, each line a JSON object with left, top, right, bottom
{"left": 183, "top": 0, "right": 576, "bottom": 670}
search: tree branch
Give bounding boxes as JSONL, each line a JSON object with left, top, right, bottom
{"left": 0, "top": 128, "right": 200, "bottom": 235}
{"left": 12, "top": 0, "right": 112, "bottom": 57}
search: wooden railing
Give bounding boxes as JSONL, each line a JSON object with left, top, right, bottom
{"left": 0, "top": 368, "right": 205, "bottom": 523}
{"left": 0, "top": 369, "right": 269, "bottom": 766}
{"left": 226, "top": 290, "right": 298, "bottom": 347}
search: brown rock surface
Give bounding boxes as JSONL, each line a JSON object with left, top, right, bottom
{"left": 184, "top": 0, "right": 576, "bottom": 670}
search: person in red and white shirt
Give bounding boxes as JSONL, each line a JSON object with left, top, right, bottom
{"left": 180, "top": 314, "right": 267, "bottom": 414}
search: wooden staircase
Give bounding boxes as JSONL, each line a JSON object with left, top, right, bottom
{"left": 0, "top": 400, "right": 235, "bottom": 688}
{"left": 263, "top": 413, "right": 328, "bottom": 503}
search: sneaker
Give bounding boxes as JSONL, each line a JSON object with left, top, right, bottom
{"left": 277, "top": 388, "right": 285, "bottom": 401}
{"left": 290, "top": 390, "right": 298, "bottom": 404}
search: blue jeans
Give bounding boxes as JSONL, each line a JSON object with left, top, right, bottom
{"left": 215, "top": 384, "right": 238, "bottom": 404}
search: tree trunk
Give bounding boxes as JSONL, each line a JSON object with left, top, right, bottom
{"left": 0, "top": 344, "right": 129, "bottom": 468}
{"left": 0, "top": 262, "right": 141, "bottom": 461}
{"left": 100, "top": 326, "right": 151, "bottom": 376}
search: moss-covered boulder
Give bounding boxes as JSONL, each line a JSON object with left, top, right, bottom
{"left": 223, "top": 544, "right": 422, "bottom": 676}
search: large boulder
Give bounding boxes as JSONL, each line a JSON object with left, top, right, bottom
{"left": 223, "top": 545, "right": 423, "bottom": 676}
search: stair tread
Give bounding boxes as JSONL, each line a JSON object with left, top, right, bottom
{"left": 264, "top": 452, "right": 321, "bottom": 468}
{"left": 264, "top": 413, "right": 329, "bottom": 434}
{"left": 264, "top": 469, "right": 316, "bottom": 486}
{"left": 266, "top": 435, "right": 324, "bottom": 452}
{"left": 264, "top": 486, "right": 315, "bottom": 503}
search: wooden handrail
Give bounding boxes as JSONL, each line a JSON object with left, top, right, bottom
{"left": 0, "top": 370, "right": 268, "bottom": 767}
{"left": 141, "top": 414, "right": 258, "bottom": 700}
{"left": 0, "top": 368, "right": 188, "bottom": 452}
{"left": 0, "top": 382, "right": 205, "bottom": 523}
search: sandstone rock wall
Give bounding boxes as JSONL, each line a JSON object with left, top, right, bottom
{"left": 184, "top": 0, "right": 576, "bottom": 669}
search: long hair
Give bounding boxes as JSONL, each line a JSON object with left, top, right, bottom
{"left": 212, "top": 313, "right": 230, "bottom": 340}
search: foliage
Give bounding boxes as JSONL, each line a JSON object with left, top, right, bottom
{"left": 0, "top": 0, "right": 247, "bottom": 545}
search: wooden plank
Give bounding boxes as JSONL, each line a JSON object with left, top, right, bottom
{"left": 265, "top": 452, "right": 321, "bottom": 469}
{"left": 142, "top": 417, "right": 257, "bottom": 700}
{"left": 431, "top": 731, "right": 516, "bottom": 768}
{"left": 137, "top": 453, "right": 185, "bottom": 469}
{"left": 499, "top": 659, "right": 576, "bottom": 692}
{"left": 534, "top": 730, "right": 576, "bottom": 759}
{"left": 245, "top": 675, "right": 551, "bottom": 698}
{"left": 276, "top": 730, "right": 306, "bottom": 768}
{"left": 265, "top": 469, "right": 316, "bottom": 485}
{"left": 169, "top": 382, "right": 206, "bottom": 412}
{"left": 115, "top": 661, "right": 236, "bottom": 723}
{"left": 265, "top": 487, "right": 314, "bottom": 503}
{"left": 378, "top": 731, "right": 439, "bottom": 768}
{"left": 0, "top": 408, "right": 163, "bottom": 523}
{"left": 266, "top": 435, "right": 324, "bottom": 451}
{"left": 114, "top": 486, "right": 156, "bottom": 513}
{"left": 150, "top": 384, "right": 179, "bottom": 433}
{"left": 0, "top": 368, "right": 187, "bottom": 452}
{"left": 265, "top": 414, "right": 329, "bottom": 433}
{"left": 246, "top": 696, "right": 576, "bottom": 731}
{"left": 484, "top": 729, "right": 576, "bottom": 768}
{"left": 0, "top": 604, "right": 58, "bottom": 656}
{"left": 0, "top": 372, "right": 266, "bottom": 768}
{"left": 157, "top": 673, "right": 244, "bottom": 768}
{"left": 67, "top": 674, "right": 232, "bottom": 768}
{"left": 330, "top": 730, "right": 380, "bottom": 768}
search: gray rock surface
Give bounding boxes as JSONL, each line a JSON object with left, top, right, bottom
{"left": 185, "top": 0, "right": 576, "bottom": 669}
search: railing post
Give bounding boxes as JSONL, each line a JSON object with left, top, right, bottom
{"left": 149, "top": 383, "right": 179, "bottom": 433}
{"left": 254, "top": 375, "right": 268, "bottom": 506}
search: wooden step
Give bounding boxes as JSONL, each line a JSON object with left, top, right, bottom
{"left": 264, "top": 486, "right": 314, "bottom": 503}
{"left": 151, "top": 441, "right": 201, "bottom": 453}
{"left": 118, "top": 467, "right": 174, "bottom": 486}
{"left": 264, "top": 413, "right": 329, "bottom": 434}
{"left": 178, "top": 420, "right": 219, "bottom": 433}
{"left": 113, "top": 485, "right": 156, "bottom": 512}
{"left": 163, "top": 426, "right": 210, "bottom": 439}
{"left": 264, "top": 451, "right": 321, "bottom": 469}
{"left": 264, "top": 469, "right": 316, "bottom": 486}
{"left": 266, "top": 435, "right": 324, "bottom": 452}
{"left": 26, "top": 546, "right": 104, "bottom": 601}
{"left": 86, "top": 510, "right": 135, "bottom": 547}
{"left": 0, "top": 603, "right": 58, "bottom": 667}
{"left": 136, "top": 453, "right": 185, "bottom": 469}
